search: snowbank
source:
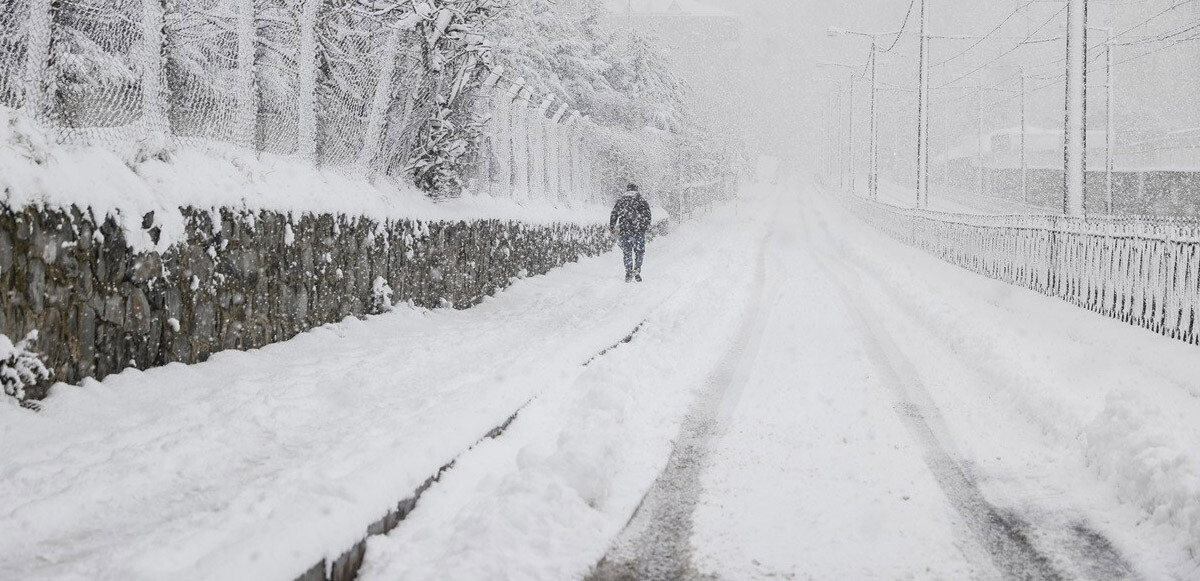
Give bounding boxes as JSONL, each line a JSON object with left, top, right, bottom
{"left": 0, "top": 108, "right": 613, "bottom": 255}
{"left": 1086, "top": 391, "right": 1200, "bottom": 555}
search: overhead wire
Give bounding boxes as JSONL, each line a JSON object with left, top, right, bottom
{"left": 934, "top": 4, "right": 1066, "bottom": 90}
{"left": 881, "top": 0, "right": 918, "bottom": 53}
{"left": 829, "top": 0, "right": 1200, "bottom": 162}
{"left": 1108, "top": 0, "right": 1197, "bottom": 42}
{"left": 931, "top": 0, "right": 1040, "bottom": 68}
{"left": 982, "top": 15, "right": 1200, "bottom": 108}
{"left": 929, "top": 1, "right": 1197, "bottom": 108}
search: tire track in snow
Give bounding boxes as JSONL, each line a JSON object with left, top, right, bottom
{"left": 314, "top": 217, "right": 745, "bottom": 581}
{"left": 293, "top": 318, "right": 651, "bottom": 581}
{"left": 585, "top": 322, "right": 648, "bottom": 367}
{"left": 804, "top": 192, "right": 1138, "bottom": 581}
{"left": 586, "top": 230, "right": 777, "bottom": 581}
{"left": 292, "top": 228, "right": 725, "bottom": 581}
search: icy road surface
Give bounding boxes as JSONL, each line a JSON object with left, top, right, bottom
{"left": 3, "top": 184, "right": 1200, "bottom": 580}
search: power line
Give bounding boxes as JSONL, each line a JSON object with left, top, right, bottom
{"left": 1109, "top": 0, "right": 1198, "bottom": 42}
{"left": 985, "top": 16, "right": 1200, "bottom": 108}
{"left": 929, "top": 2, "right": 1197, "bottom": 99}
{"left": 931, "top": 0, "right": 1040, "bottom": 68}
{"left": 1113, "top": 17, "right": 1200, "bottom": 46}
{"left": 881, "top": 0, "right": 918, "bottom": 53}
{"left": 1009, "top": 14, "right": 1200, "bottom": 78}
{"left": 1110, "top": 24, "right": 1200, "bottom": 66}
{"left": 985, "top": 27, "right": 1200, "bottom": 111}
{"left": 934, "top": 4, "right": 1066, "bottom": 90}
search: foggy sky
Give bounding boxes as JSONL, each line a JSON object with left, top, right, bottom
{"left": 700, "top": 0, "right": 1196, "bottom": 175}
{"left": 710, "top": 0, "right": 1040, "bottom": 170}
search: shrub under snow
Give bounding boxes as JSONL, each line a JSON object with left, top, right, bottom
{"left": 371, "top": 277, "right": 396, "bottom": 314}
{"left": 1, "top": 331, "right": 51, "bottom": 405}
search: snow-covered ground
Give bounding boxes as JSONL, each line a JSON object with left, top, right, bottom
{"left": 361, "top": 183, "right": 1200, "bottom": 580}
{"left": 3, "top": 181, "right": 1199, "bottom": 580}
{"left": 689, "top": 184, "right": 1200, "bottom": 580}
{"left": 0, "top": 198, "right": 761, "bottom": 580}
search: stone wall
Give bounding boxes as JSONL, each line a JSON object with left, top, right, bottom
{"left": 0, "top": 203, "right": 616, "bottom": 397}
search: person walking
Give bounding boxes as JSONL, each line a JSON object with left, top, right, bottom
{"left": 610, "top": 183, "right": 653, "bottom": 282}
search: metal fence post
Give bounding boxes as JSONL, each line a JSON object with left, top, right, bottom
{"left": 358, "top": 30, "right": 404, "bottom": 174}
{"left": 22, "top": 0, "right": 55, "bottom": 120}
{"left": 140, "top": 0, "right": 169, "bottom": 145}
{"left": 296, "top": 0, "right": 321, "bottom": 163}
{"left": 234, "top": 0, "right": 256, "bottom": 150}
{"left": 511, "top": 84, "right": 531, "bottom": 201}
{"left": 492, "top": 80, "right": 519, "bottom": 198}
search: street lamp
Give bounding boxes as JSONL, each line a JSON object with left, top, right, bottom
{"left": 1089, "top": 25, "right": 1115, "bottom": 214}
{"left": 817, "top": 60, "right": 867, "bottom": 196}
{"left": 825, "top": 27, "right": 900, "bottom": 201}
{"left": 917, "top": 0, "right": 930, "bottom": 209}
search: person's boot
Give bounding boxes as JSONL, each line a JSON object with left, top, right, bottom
{"left": 625, "top": 273, "right": 633, "bottom": 283}
{"left": 634, "top": 270, "right": 643, "bottom": 282}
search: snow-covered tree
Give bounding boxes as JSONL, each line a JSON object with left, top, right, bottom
{"left": 339, "top": 0, "right": 500, "bottom": 195}
{"left": 484, "top": 0, "right": 691, "bottom": 133}
{"left": 479, "top": 0, "right": 700, "bottom": 202}
{"left": 1, "top": 331, "right": 50, "bottom": 407}
{"left": 603, "top": 30, "right": 687, "bottom": 132}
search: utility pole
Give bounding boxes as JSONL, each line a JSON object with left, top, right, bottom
{"left": 828, "top": 94, "right": 835, "bottom": 177}
{"left": 840, "top": 85, "right": 849, "bottom": 190}
{"left": 1087, "top": 24, "right": 1116, "bottom": 213}
{"left": 977, "top": 82, "right": 985, "bottom": 198}
{"left": 849, "top": 75, "right": 857, "bottom": 196}
{"left": 917, "top": 0, "right": 931, "bottom": 208}
{"left": 943, "top": 108, "right": 951, "bottom": 196}
{"left": 1021, "top": 67, "right": 1028, "bottom": 205}
{"left": 817, "top": 60, "right": 871, "bottom": 195}
{"left": 1064, "top": 0, "right": 1088, "bottom": 216}
{"left": 869, "top": 44, "right": 880, "bottom": 200}
{"left": 1105, "top": 31, "right": 1115, "bottom": 214}
{"left": 825, "top": 30, "right": 898, "bottom": 198}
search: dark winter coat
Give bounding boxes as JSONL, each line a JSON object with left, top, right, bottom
{"left": 610, "top": 193, "right": 653, "bottom": 236}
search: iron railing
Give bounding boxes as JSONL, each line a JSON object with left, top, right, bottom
{"left": 849, "top": 196, "right": 1200, "bottom": 345}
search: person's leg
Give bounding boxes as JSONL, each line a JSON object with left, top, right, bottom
{"left": 634, "top": 234, "right": 646, "bottom": 278}
{"left": 620, "top": 235, "right": 635, "bottom": 279}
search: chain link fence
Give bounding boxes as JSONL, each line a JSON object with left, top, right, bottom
{"left": 1, "top": 0, "right": 685, "bottom": 206}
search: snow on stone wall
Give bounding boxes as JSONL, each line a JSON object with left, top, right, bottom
{"left": 0, "top": 202, "right": 614, "bottom": 396}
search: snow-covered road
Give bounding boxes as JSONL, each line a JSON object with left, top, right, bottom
{"left": 361, "top": 184, "right": 1199, "bottom": 580}
{"left": 3, "top": 182, "right": 1199, "bottom": 580}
